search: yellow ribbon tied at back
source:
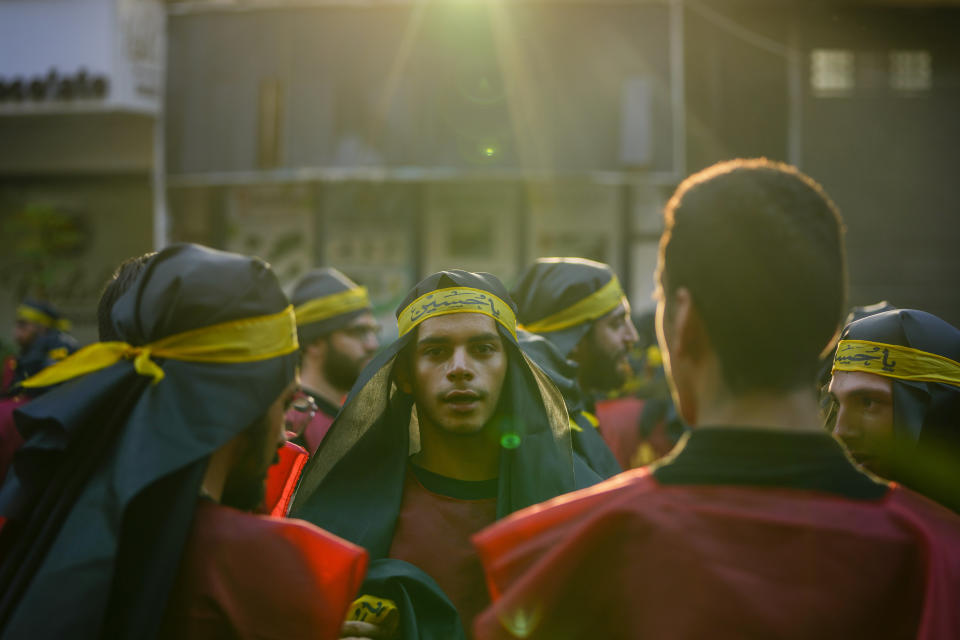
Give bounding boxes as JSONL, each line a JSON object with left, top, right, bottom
{"left": 22, "top": 306, "right": 298, "bottom": 388}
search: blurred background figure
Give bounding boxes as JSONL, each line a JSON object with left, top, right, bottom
{"left": 4, "top": 299, "right": 77, "bottom": 394}
{"left": 512, "top": 257, "right": 633, "bottom": 478}
{"left": 0, "top": 299, "right": 78, "bottom": 484}
{"left": 595, "top": 309, "right": 688, "bottom": 469}
{"left": 287, "top": 268, "right": 380, "bottom": 456}
{"left": 829, "top": 308, "right": 960, "bottom": 513}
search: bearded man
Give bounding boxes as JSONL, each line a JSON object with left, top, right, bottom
{"left": 511, "top": 257, "right": 637, "bottom": 477}
{"left": 288, "top": 268, "right": 380, "bottom": 454}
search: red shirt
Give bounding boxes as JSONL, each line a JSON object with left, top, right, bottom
{"left": 388, "top": 466, "right": 498, "bottom": 638}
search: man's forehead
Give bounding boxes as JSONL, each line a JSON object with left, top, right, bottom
{"left": 829, "top": 370, "right": 893, "bottom": 396}
{"left": 417, "top": 312, "right": 499, "bottom": 341}
{"left": 346, "top": 311, "right": 378, "bottom": 328}
{"left": 600, "top": 300, "right": 630, "bottom": 322}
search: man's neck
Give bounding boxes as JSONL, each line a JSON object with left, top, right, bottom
{"left": 413, "top": 418, "right": 500, "bottom": 482}
{"left": 299, "top": 363, "right": 346, "bottom": 409}
{"left": 695, "top": 386, "right": 823, "bottom": 433}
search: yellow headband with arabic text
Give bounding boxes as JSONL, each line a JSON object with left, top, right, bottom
{"left": 294, "top": 287, "right": 371, "bottom": 327}
{"left": 832, "top": 339, "right": 960, "bottom": 388}
{"left": 520, "top": 275, "right": 626, "bottom": 334}
{"left": 22, "top": 305, "right": 298, "bottom": 388}
{"left": 398, "top": 287, "right": 517, "bottom": 340}
{"left": 17, "top": 305, "right": 71, "bottom": 332}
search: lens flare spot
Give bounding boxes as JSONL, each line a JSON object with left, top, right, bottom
{"left": 500, "top": 432, "right": 522, "bottom": 449}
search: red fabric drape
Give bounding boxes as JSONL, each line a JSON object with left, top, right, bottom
{"left": 473, "top": 470, "right": 960, "bottom": 640}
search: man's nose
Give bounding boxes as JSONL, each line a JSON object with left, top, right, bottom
{"left": 447, "top": 347, "right": 474, "bottom": 380}
{"left": 833, "top": 404, "right": 857, "bottom": 440}
{"left": 623, "top": 319, "right": 639, "bottom": 345}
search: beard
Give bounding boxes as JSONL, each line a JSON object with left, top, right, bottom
{"left": 577, "top": 342, "right": 630, "bottom": 392}
{"left": 322, "top": 338, "right": 367, "bottom": 391}
{"left": 220, "top": 416, "right": 278, "bottom": 512}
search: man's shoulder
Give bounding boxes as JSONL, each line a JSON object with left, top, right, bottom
{"left": 474, "top": 468, "right": 656, "bottom": 549}
{"left": 885, "top": 485, "right": 960, "bottom": 541}
{"left": 194, "top": 501, "right": 365, "bottom": 561}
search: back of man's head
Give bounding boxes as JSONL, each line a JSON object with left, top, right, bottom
{"left": 658, "top": 158, "right": 847, "bottom": 393}
{"left": 98, "top": 253, "right": 157, "bottom": 341}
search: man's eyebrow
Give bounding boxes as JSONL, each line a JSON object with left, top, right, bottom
{"left": 468, "top": 333, "right": 501, "bottom": 343}
{"left": 417, "top": 333, "right": 501, "bottom": 345}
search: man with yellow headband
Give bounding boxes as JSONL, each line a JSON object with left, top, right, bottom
{"left": 830, "top": 308, "right": 960, "bottom": 513}
{"left": 292, "top": 270, "right": 584, "bottom": 639}
{"left": 0, "top": 244, "right": 367, "bottom": 640}
{"left": 511, "top": 257, "right": 635, "bottom": 478}
{"left": 288, "top": 268, "right": 380, "bottom": 455}
{"left": 471, "top": 159, "right": 960, "bottom": 639}
{"left": 3, "top": 298, "right": 78, "bottom": 394}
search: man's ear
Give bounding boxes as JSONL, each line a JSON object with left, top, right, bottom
{"left": 568, "top": 325, "right": 593, "bottom": 365}
{"left": 669, "top": 287, "right": 708, "bottom": 363}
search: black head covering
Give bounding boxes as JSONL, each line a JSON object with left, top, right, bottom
{"left": 291, "top": 270, "right": 579, "bottom": 637}
{"left": 834, "top": 309, "right": 960, "bottom": 511}
{"left": 0, "top": 243, "right": 298, "bottom": 639}
{"left": 17, "top": 298, "right": 69, "bottom": 331}
{"left": 512, "top": 257, "right": 625, "bottom": 357}
{"left": 292, "top": 268, "right": 372, "bottom": 346}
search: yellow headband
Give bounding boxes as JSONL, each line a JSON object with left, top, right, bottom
{"left": 17, "top": 305, "right": 71, "bottom": 332}
{"left": 294, "top": 287, "right": 371, "bottom": 327}
{"left": 833, "top": 339, "right": 960, "bottom": 388}
{"left": 398, "top": 287, "right": 517, "bottom": 340}
{"left": 22, "top": 305, "right": 298, "bottom": 388}
{"left": 520, "top": 275, "right": 626, "bottom": 334}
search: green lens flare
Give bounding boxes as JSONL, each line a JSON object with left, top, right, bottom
{"left": 500, "top": 432, "right": 521, "bottom": 449}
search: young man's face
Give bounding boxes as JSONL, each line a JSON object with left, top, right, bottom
{"left": 571, "top": 301, "right": 639, "bottom": 391}
{"left": 828, "top": 370, "right": 895, "bottom": 470}
{"left": 321, "top": 311, "right": 381, "bottom": 390}
{"left": 408, "top": 313, "right": 508, "bottom": 436}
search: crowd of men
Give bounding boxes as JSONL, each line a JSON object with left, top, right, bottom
{"left": 0, "top": 158, "right": 958, "bottom": 639}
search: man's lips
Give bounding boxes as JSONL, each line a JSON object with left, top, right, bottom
{"left": 442, "top": 389, "right": 483, "bottom": 411}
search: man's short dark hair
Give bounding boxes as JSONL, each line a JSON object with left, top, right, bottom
{"left": 657, "top": 158, "right": 847, "bottom": 393}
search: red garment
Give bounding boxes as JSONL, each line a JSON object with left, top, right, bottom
{"left": 284, "top": 391, "right": 337, "bottom": 456}
{"left": 263, "top": 441, "right": 309, "bottom": 517}
{"left": 389, "top": 467, "right": 498, "bottom": 638}
{"left": 1, "top": 356, "right": 15, "bottom": 394}
{"left": 0, "top": 395, "right": 29, "bottom": 485}
{"left": 473, "top": 470, "right": 960, "bottom": 640}
{"left": 594, "top": 397, "right": 645, "bottom": 469}
{"left": 161, "top": 500, "right": 368, "bottom": 640}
